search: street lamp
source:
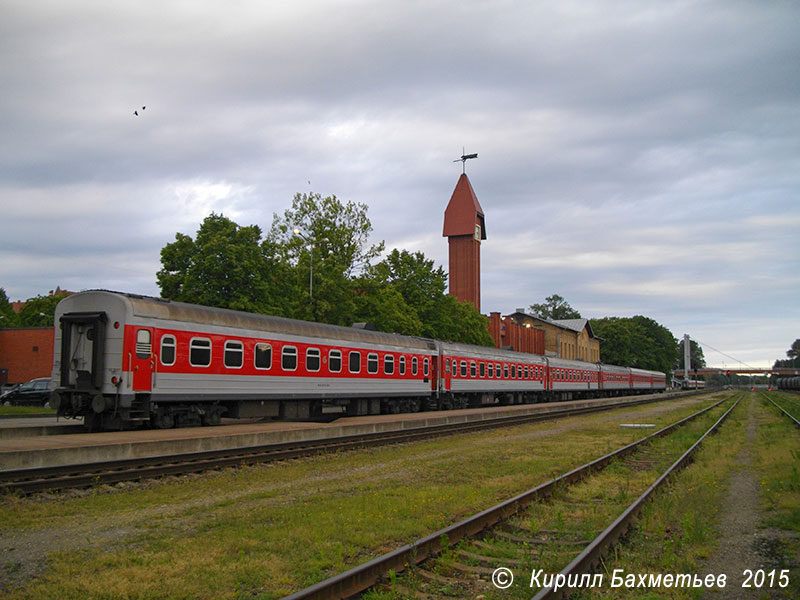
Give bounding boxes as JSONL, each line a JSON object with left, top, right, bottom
{"left": 292, "top": 228, "right": 328, "bottom": 299}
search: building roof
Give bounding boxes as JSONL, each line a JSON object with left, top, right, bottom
{"left": 550, "top": 318, "right": 596, "bottom": 338}
{"left": 507, "top": 311, "right": 597, "bottom": 339}
{"left": 442, "top": 173, "right": 486, "bottom": 238}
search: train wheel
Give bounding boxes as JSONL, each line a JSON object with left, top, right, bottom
{"left": 202, "top": 409, "right": 221, "bottom": 426}
{"left": 153, "top": 410, "right": 175, "bottom": 429}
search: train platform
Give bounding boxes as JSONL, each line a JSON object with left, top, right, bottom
{"left": 0, "top": 391, "right": 691, "bottom": 470}
{"left": 0, "top": 416, "right": 85, "bottom": 439}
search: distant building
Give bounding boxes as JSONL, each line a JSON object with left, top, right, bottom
{"left": 505, "top": 310, "right": 600, "bottom": 362}
{"left": 0, "top": 327, "right": 54, "bottom": 386}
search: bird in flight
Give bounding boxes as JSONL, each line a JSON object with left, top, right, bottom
{"left": 133, "top": 106, "right": 146, "bottom": 116}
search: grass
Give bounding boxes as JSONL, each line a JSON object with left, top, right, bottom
{"left": 0, "top": 393, "right": 733, "bottom": 600}
{"left": 0, "top": 405, "right": 55, "bottom": 416}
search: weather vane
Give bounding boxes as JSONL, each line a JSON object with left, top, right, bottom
{"left": 454, "top": 148, "right": 478, "bottom": 174}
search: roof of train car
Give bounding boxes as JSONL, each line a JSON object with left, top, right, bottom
{"left": 439, "top": 340, "right": 548, "bottom": 362}
{"left": 67, "top": 290, "right": 436, "bottom": 351}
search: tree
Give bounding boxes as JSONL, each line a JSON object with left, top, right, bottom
{"left": 0, "top": 288, "right": 21, "bottom": 327}
{"left": 773, "top": 339, "right": 800, "bottom": 369}
{"left": 432, "top": 294, "right": 495, "bottom": 346}
{"left": 590, "top": 315, "right": 678, "bottom": 375}
{"left": 676, "top": 337, "right": 706, "bottom": 370}
{"left": 529, "top": 294, "right": 581, "bottom": 320}
{"left": 357, "top": 249, "right": 494, "bottom": 345}
{"left": 157, "top": 213, "right": 279, "bottom": 314}
{"left": 17, "top": 292, "right": 70, "bottom": 327}
{"left": 265, "top": 192, "right": 384, "bottom": 324}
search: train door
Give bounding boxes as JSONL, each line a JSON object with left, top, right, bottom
{"left": 430, "top": 355, "right": 438, "bottom": 392}
{"left": 442, "top": 356, "right": 452, "bottom": 392}
{"left": 130, "top": 327, "right": 154, "bottom": 392}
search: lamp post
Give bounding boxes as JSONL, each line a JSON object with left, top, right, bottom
{"left": 292, "top": 229, "right": 328, "bottom": 299}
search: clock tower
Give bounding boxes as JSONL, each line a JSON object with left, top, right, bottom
{"left": 442, "top": 173, "right": 486, "bottom": 311}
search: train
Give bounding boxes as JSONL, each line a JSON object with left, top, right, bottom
{"left": 777, "top": 376, "right": 800, "bottom": 391}
{"left": 50, "top": 290, "right": 667, "bottom": 431}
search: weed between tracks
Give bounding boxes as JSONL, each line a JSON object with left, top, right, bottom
{"left": 1, "top": 394, "right": 728, "bottom": 599}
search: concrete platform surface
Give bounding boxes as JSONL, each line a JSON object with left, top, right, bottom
{"left": 0, "top": 417, "right": 85, "bottom": 439}
{"left": 0, "top": 392, "right": 688, "bottom": 470}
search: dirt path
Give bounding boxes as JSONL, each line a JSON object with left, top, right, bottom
{"left": 701, "top": 394, "right": 794, "bottom": 599}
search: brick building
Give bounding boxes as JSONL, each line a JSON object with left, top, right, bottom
{"left": 505, "top": 310, "right": 600, "bottom": 361}
{"left": 0, "top": 327, "right": 54, "bottom": 386}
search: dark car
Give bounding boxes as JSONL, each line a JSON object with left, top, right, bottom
{"left": 1, "top": 378, "right": 52, "bottom": 407}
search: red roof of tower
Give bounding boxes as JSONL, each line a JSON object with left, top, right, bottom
{"left": 442, "top": 173, "right": 486, "bottom": 239}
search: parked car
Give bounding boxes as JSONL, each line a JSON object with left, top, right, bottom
{"left": 2, "top": 378, "right": 52, "bottom": 407}
{"left": 0, "top": 383, "right": 21, "bottom": 399}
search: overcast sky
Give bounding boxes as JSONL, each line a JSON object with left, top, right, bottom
{"left": 2, "top": 1, "right": 798, "bottom": 369}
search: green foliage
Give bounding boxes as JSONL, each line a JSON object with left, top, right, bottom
{"left": 264, "top": 192, "right": 384, "bottom": 324}
{"left": 0, "top": 288, "right": 20, "bottom": 327}
{"left": 431, "top": 294, "right": 494, "bottom": 346}
{"left": 773, "top": 339, "right": 800, "bottom": 369}
{"left": 157, "top": 213, "right": 279, "bottom": 314}
{"left": 590, "top": 315, "right": 678, "bottom": 375}
{"left": 19, "top": 293, "right": 69, "bottom": 327}
{"left": 529, "top": 293, "right": 581, "bottom": 320}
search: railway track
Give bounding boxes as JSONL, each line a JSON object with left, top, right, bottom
{"left": 279, "top": 392, "right": 740, "bottom": 600}
{"left": 1, "top": 393, "right": 686, "bottom": 495}
{"left": 760, "top": 390, "right": 800, "bottom": 428}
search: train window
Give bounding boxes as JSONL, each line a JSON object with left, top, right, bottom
{"left": 136, "top": 329, "right": 151, "bottom": 359}
{"left": 399, "top": 355, "right": 406, "bottom": 375}
{"left": 254, "top": 343, "right": 272, "bottom": 370}
{"left": 282, "top": 346, "right": 298, "bottom": 371}
{"left": 445, "top": 358, "right": 450, "bottom": 374}
{"left": 349, "top": 351, "right": 361, "bottom": 373}
{"left": 306, "top": 348, "right": 321, "bottom": 372}
{"left": 367, "top": 353, "right": 379, "bottom": 374}
{"left": 488, "top": 363, "right": 494, "bottom": 378}
{"left": 479, "top": 362, "right": 485, "bottom": 378}
{"left": 412, "top": 357, "right": 418, "bottom": 376}
{"left": 329, "top": 350, "right": 342, "bottom": 373}
{"left": 160, "top": 335, "right": 176, "bottom": 366}
{"left": 517, "top": 366, "right": 523, "bottom": 379}
{"left": 503, "top": 364, "right": 509, "bottom": 379}
{"left": 384, "top": 354, "right": 394, "bottom": 375}
{"left": 510, "top": 365, "right": 516, "bottom": 379}
{"left": 470, "top": 362, "right": 476, "bottom": 378}
{"left": 190, "top": 338, "right": 211, "bottom": 367}
{"left": 224, "top": 341, "right": 244, "bottom": 369}
{"left": 423, "top": 358, "right": 429, "bottom": 376}
{"left": 460, "top": 361, "right": 467, "bottom": 377}
{"left": 524, "top": 366, "right": 529, "bottom": 379}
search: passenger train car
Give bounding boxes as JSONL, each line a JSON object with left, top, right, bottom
{"left": 50, "top": 291, "right": 667, "bottom": 430}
